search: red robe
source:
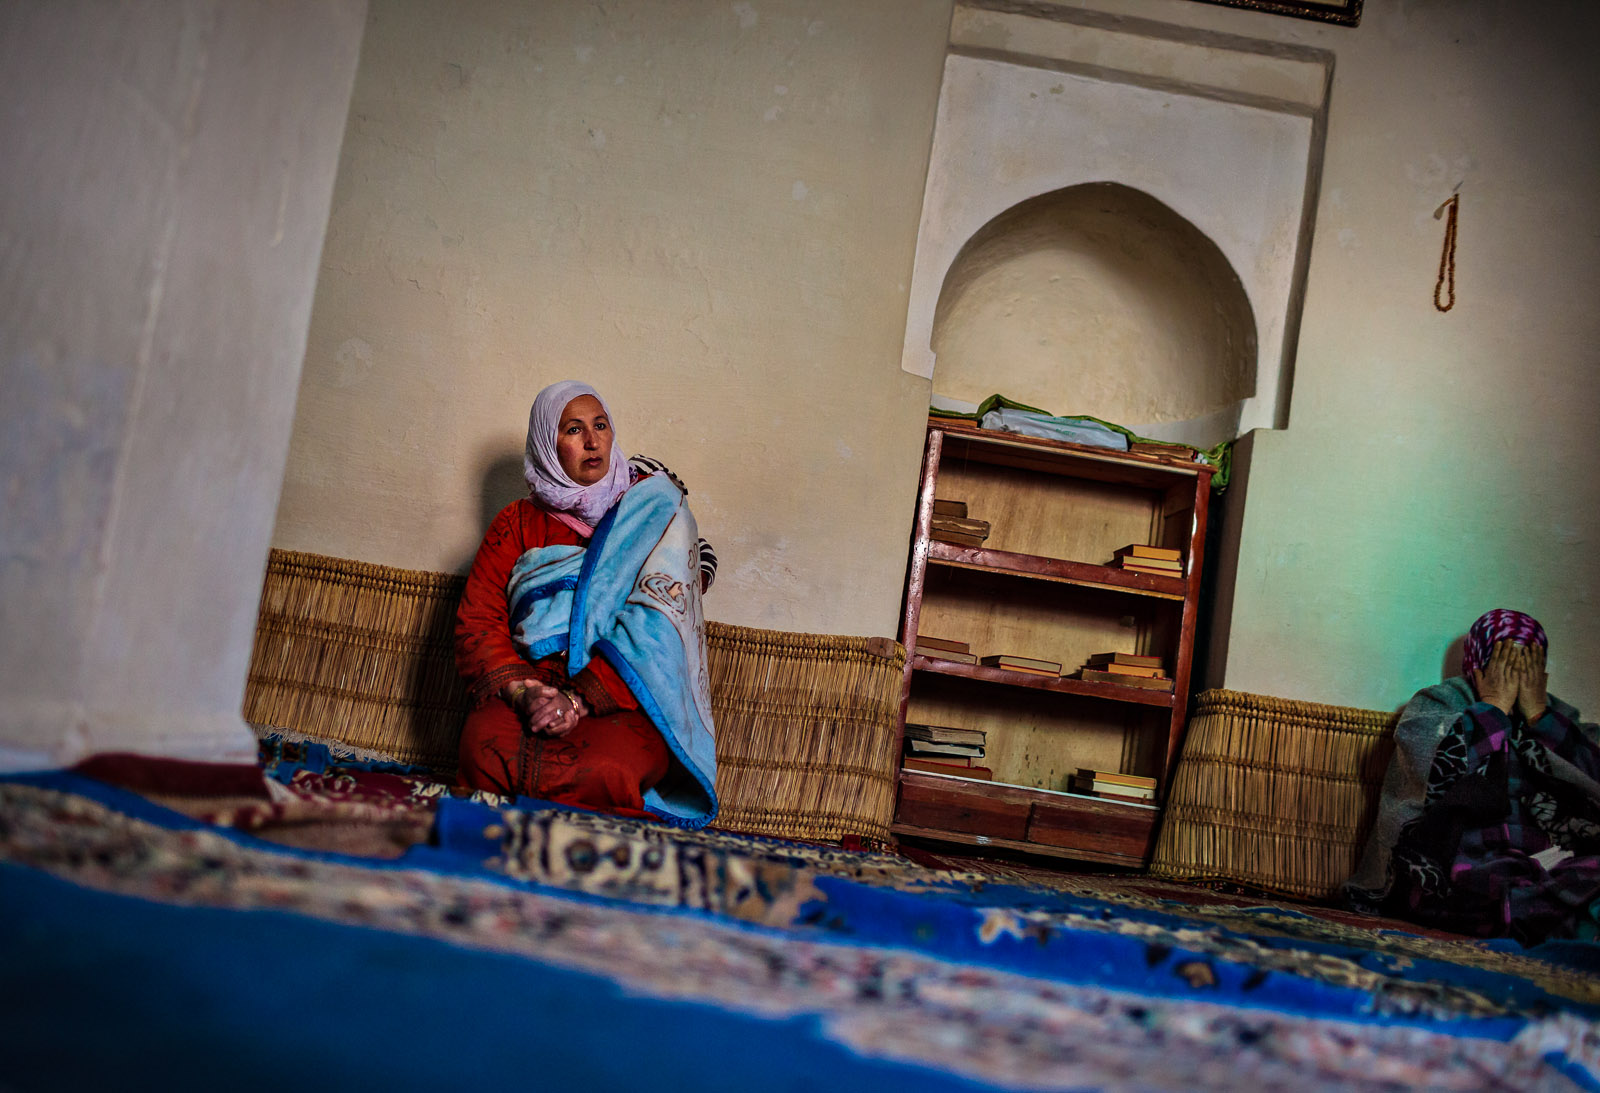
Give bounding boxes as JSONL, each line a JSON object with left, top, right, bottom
{"left": 453, "top": 499, "right": 669, "bottom": 816}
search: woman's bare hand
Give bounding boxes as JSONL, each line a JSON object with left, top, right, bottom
{"left": 505, "top": 681, "right": 588, "bottom": 736}
{"left": 1472, "top": 639, "right": 1518, "bottom": 714}
{"left": 1515, "top": 643, "right": 1549, "bottom": 723}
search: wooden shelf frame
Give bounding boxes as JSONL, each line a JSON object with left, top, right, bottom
{"left": 910, "top": 654, "right": 1176, "bottom": 707}
{"left": 896, "top": 765, "right": 1160, "bottom": 809}
{"left": 926, "top": 541, "right": 1187, "bottom": 600}
{"left": 894, "top": 771, "right": 1161, "bottom": 869}
{"left": 893, "top": 421, "right": 1214, "bottom": 867}
{"left": 891, "top": 824, "right": 1140, "bottom": 868}
{"left": 931, "top": 419, "right": 1207, "bottom": 487}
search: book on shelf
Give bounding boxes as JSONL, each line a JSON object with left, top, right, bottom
{"left": 905, "top": 753, "right": 967, "bottom": 768}
{"left": 979, "top": 654, "right": 1062, "bottom": 676}
{"left": 1076, "top": 668, "right": 1175, "bottom": 691}
{"left": 903, "top": 758, "right": 994, "bottom": 780}
{"left": 903, "top": 722, "right": 986, "bottom": 747}
{"left": 916, "top": 648, "right": 978, "bottom": 665}
{"left": 930, "top": 515, "right": 991, "bottom": 536}
{"left": 905, "top": 747, "right": 971, "bottom": 767}
{"left": 1077, "top": 768, "right": 1157, "bottom": 789}
{"left": 1116, "top": 556, "right": 1181, "bottom": 572}
{"left": 1096, "top": 791, "right": 1156, "bottom": 806}
{"left": 1119, "top": 562, "right": 1183, "bottom": 578}
{"left": 1085, "top": 652, "right": 1164, "bottom": 669}
{"left": 1089, "top": 786, "right": 1156, "bottom": 802}
{"left": 1115, "top": 544, "right": 1182, "bottom": 562}
{"left": 931, "top": 522, "right": 990, "bottom": 545}
{"left": 1069, "top": 779, "right": 1156, "bottom": 804}
{"left": 1070, "top": 773, "right": 1156, "bottom": 801}
{"left": 930, "top": 529, "right": 986, "bottom": 548}
{"left": 1095, "top": 662, "right": 1166, "bottom": 679}
{"left": 913, "top": 633, "right": 977, "bottom": 663}
{"left": 931, "top": 499, "right": 968, "bottom": 518}
{"left": 905, "top": 737, "right": 985, "bottom": 759}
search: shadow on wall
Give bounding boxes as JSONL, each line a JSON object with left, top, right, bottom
{"left": 479, "top": 449, "right": 527, "bottom": 554}
{"left": 930, "top": 182, "right": 1256, "bottom": 445}
{"left": 1441, "top": 634, "right": 1467, "bottom": 683}
{"left": 247, "top": 451, "right": 523, "bottom": 767}
{"left": 390, "top": 437, "right": 531, "bottom": 755}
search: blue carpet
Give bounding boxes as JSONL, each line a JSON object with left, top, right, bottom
{"left": 0, "top": 863, "right": 986, "bottom": 1093}
{"left": 6, "top": 771, "right": 1600, "bottom": 1091}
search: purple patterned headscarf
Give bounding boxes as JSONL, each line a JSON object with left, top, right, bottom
{"left": 1461, "top": 609, "right": 1547, "bottom": 689}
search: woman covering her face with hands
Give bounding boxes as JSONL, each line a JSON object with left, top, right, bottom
{"left": 1345, "top": 610, "right": 1600, "bottom": 942}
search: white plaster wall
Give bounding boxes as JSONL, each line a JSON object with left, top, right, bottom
{"left": 0, "top": 2, "right": 366, "bottom": 766}
{"left": 901, "top": 48, "right": 1315, "bottom": 439}
{"left": 272, "top": 0, "right": 953, "bottom": 636}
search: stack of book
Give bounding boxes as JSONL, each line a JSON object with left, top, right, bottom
{"left": 912, "top": 635, "right": 977, "bottom": 665}
{"left": 978, "top": 654, "right": 1061, "bottom": 678}
{"left": 930, "top": 499, "right": 991, "bottom": 548}
{"left": 1070, "top": 768, "right": 1157, "bottom": 804}
{"left": 902, "top": 723, "right": 993, "bottom": 780}
{"left": 1075, "top": 651, "right": 1174, "bottom": 692}
{"left": 1110, "top": 544, "right": 1183, "bottom": 576}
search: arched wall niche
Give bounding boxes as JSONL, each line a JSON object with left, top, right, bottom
{"left": 901, "top": 7, "right": 1332, "bottom": 447}
{"left": 931, "top": 182, "right": 1257, "bottom": 440}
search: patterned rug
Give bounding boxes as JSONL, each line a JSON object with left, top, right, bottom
{"left": 4, "top": 757, "right": 1600, "bottom": 1091}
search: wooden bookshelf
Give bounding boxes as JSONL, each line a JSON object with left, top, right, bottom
{"left": 893, "top": 419, "right": 1213, "bottom": 868}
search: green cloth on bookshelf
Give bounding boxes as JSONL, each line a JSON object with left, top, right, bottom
{"left": 929, "top": 393, "right": 1234, "bottom": 489}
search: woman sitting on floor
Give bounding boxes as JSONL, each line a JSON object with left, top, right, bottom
{"left": 1345, "top": 610, "right": 1600, "bottom": 943}
{"left": 453, "top": 380, "right": 718, "bottom": 827}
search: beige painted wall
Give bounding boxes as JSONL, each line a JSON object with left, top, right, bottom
{"left": 1075, "top": 0, "right": 1598, "bottom": 715}
{"left": 272, "top": 0, "right": 953, "bottom": 635}
{"left": 1234, "top": 0, "right": 1600, "bottom": 714}
{"left": 0, "top": 1, "right": 366, "bottom": 766}
{"left": 275, "top": 0, "right": 1599, "bottom": 716}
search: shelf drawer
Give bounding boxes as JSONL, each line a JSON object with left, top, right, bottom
{"left": 896, "top": 777, "right": 1031, "bottom": 841}
{"left": 1027, "top": 798, "right": 1158, "bottom": 860}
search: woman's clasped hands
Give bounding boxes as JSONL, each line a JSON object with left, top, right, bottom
{"left": 1470, "top": 639, "right": 1548, "bottom": 723}
{"left": 502, "top": 679, "right": 590, "bottom": 736}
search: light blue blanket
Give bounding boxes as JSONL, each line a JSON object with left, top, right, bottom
{"left": 505, "top": 475, "right": 717, "bottom": 828}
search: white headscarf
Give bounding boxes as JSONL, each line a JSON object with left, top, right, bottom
{"left": 522, "top": 380, "right": 632, "bottom": 528}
